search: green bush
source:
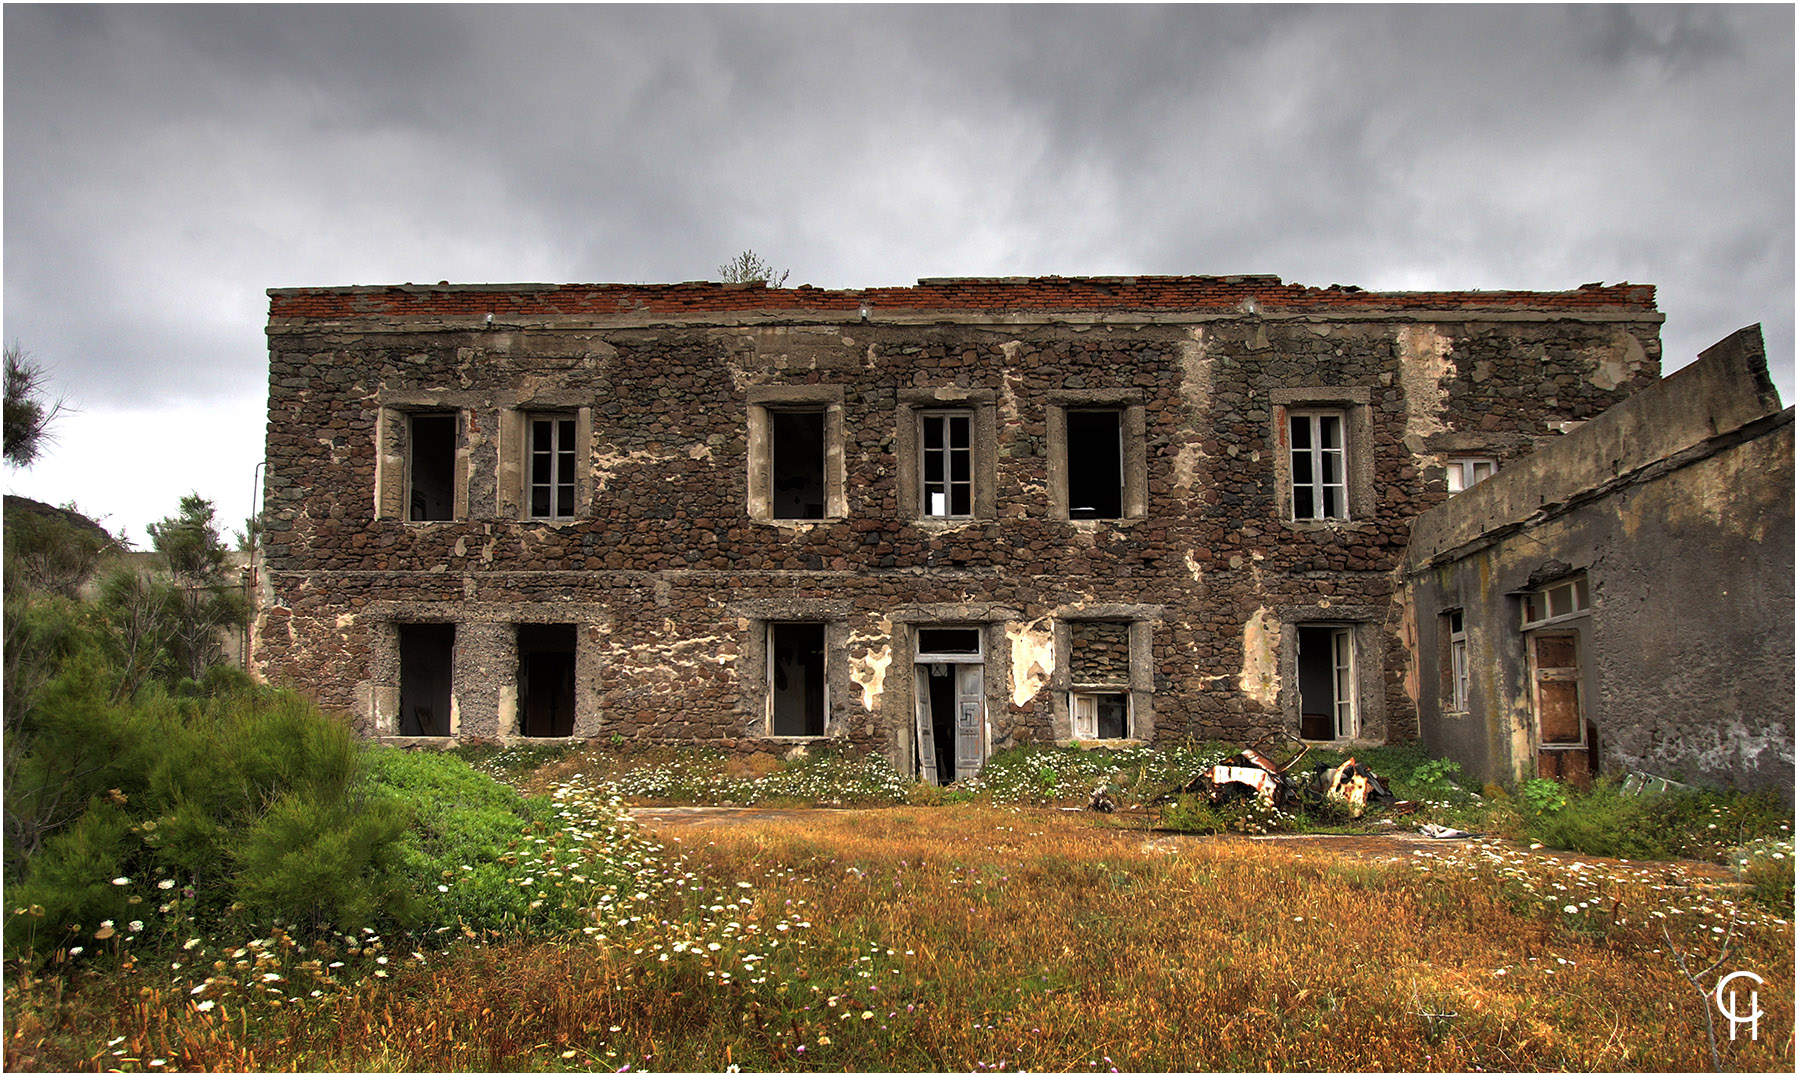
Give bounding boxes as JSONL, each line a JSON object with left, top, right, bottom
{"left": 4, "top": 675, "right": 420, "bottom": 960}
{"left": 1728, "top": 838, "right": 1795, "bottom": 911}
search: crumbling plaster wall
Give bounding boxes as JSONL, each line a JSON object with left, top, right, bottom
{"left": 257, "top": 281, "right": 1661, "bottom": 764}
{"left": 1406, "top": 326, "right": 1793, "bottom": 790}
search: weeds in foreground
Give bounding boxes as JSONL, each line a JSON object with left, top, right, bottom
{"left": 10, "top": 804, "right": 1789, "bottom": 1072}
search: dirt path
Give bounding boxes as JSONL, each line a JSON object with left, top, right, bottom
{"left": 627, "top": 804, "right": 1739, "bottom": 882}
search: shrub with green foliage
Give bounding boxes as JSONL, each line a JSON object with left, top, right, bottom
{"left": 3, "top": 676, "right": 421, "bottom": 959}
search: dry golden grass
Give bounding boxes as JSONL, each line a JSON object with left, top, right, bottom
{"left": 7, "top": 805, "right": 1792, "bottom": 1072}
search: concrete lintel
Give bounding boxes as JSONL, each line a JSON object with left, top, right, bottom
{"left": 267, "top": 308, "right": 1664, "bottom": 337}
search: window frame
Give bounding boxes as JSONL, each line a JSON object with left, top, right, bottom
{"left": 1287, "top": 409, "right": 1349, "bottom": 521}
{"left": 376, "top": 403, "right": 468, "bottom": 523}
{"left": 918, "top": 408, "right": 976, "bottom": 519}
{"left": 1046, "top": 393, "right": 1147, "bottom": 522}
{"left": 746, "top": 386, "right": 847, "bottom": 523}
{"left": 1050, "top": 609, "right": 1160, "bottom": 743}
{"left": 1447, "top": 457, "right": 1498, "bottom": 494}
{"left": 1269, "top": 387, "right": 1373, "bottom": 527}
{"left": 1446, "top": 609, "right": 1469, "bottom": 713}
{"left": 1521, "top": 576, "right": 1591, "bottom": 630}
{"left": 525, "top": 413, "right": 580, "bottom": 520}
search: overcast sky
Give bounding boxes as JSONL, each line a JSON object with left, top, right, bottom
{"left": 4, "top": 3, "right": 1792, "bottom": 545}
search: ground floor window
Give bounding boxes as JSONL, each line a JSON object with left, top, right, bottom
{"left": 1071, "top": 691, "right": 1130, "bottom": 740}
{"left": 398, "top": 623, "right": 454, "bottom": 736}
{"left": 517, "top": 623, "right": 576, "bottom": 737}
{"left": 1297, "top": 624, "right": 1356, "bottom": 740}
{"left": 769, "top": 622, "right": 826, "bottom": 736}
{"left": 1067, "top": 620, "right": 1135, "bottom": 740}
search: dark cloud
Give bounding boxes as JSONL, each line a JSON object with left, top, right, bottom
{"left": 3, "top": 3, "right": 1791, "bottom": 541}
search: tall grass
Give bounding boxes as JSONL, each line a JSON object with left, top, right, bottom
{"left": 9, "top": 794, "right": 1791, "bottom": 1072}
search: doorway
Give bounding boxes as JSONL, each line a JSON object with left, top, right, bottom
{"left": 1298, "top": 624, "right": 1356, "bottom": 740}
{"left": 914, "top": 627, "right": 985, "bottom": 785}
{"left": 518, "top": 623, "right": 577, "bottom": 737}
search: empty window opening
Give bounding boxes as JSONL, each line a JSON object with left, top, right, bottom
{"left": 771, "top": 410, "right": 826, "bottom": 520}
{"left": 409, "top": 414, "right": 457, "bottom": 522}
{"left": 920, "top": 411, "right": 974, "bottom": 517}
{"left": 1298, "top": 625, "right": 1356, "bottom": 740}
{"left": 529, "top": 416, "right": 578, "bottom": 519}
{"left": 1066, "top": 410, "right": 1124, "bottom": 519}
{"left": 914, "top": 627, "right": 985, "bottom": 785}
{"left": 917, "top": 627, "right": 981, "bottom": 655}
{"left": 1447, "top": 457, "right": 1496, "bottom": 494}
{"left": 769, "top": 623, "right": 826, "bottom": 735}
{"left": 518, "top": 623, "right": 577, "bottom": 737}
{"left": 1289, "top": 412, "right": 1347, "bottom": 520}
{"left": 398, "top": 623, "right": 454, "bottom": 736}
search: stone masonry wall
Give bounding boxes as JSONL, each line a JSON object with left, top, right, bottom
{"left": 256, "top": 276, "right": 1661, "bottom": 772}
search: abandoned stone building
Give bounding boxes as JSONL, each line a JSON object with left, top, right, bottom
{"left": 256, "top": 275, "right": 1683, "bottom": 784}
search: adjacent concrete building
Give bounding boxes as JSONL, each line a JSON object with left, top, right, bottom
{"left": 1405, "top": 325, "right": 1793, "bottom": 791}
{"left": 255, "top": 275, "right": 1667, "bottom": 782}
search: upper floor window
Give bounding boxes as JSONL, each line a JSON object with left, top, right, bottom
{"left": 408, "top": 412, "right": 458, "bottom": 522}
{"left": 920, "top": 410, "right": 974, "bottom": 518}
{"left": 1447, "top": 457, "right": 1497, "bottom": 494}
{"left": 1288, "top": 411, "right": 1347, "bottom": 521}
{"left": 898, "top": 390, "right": 996, "bottom": 522}
{"left": 747, "top": 386, "right": 845, "bottom": 522}
{"left": 1048, "top": 395, "right": 1146, "bottom": 521}
{"left": 527, "top": 415, "right": 578, "bottom": 519}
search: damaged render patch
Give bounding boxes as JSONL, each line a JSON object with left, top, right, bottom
{"left": 1239, "top": 606, "right": 1280, "bottom": 708}
{"left": 1397, "top": 325, "right": 1455, "bottom": 444}
{"left": 1006, "top": 618, "right": 1055, "bottom": 708}
{"left": 848, "top": 621, "right": 894, "bottom": 712}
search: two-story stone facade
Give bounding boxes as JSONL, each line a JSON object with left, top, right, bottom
{"left": 255, "top": 275, "right": 1661, "bottom": 781}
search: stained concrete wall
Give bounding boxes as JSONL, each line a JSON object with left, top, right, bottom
{"left": 255, "top": 276, "right": 1662, "bottom": 769}
{"left": 1406, "top": 326, "right": 1794, "bottom": 790}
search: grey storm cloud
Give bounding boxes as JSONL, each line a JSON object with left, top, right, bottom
{"left": 2, "top": 3, "right": 1792, "bottom": 542}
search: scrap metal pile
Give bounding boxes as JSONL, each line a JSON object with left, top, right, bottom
{"left": 1159, "top": 734, "right": 1411, "bottom": 817}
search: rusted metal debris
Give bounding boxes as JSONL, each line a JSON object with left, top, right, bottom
{"left": 1155, "top": 733, "right": 1404, "bottom": 817}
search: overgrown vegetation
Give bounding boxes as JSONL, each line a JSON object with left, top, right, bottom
{"left": 9, "top": 804, "right": 1791, "bottom": 1072}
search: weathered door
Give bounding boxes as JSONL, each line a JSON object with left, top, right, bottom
{"left": 1530, "top": 631, "right": 1591, "bottom": 783}
{"left": 954, "top": 663, "right": 985, "bottom": 783}
{"left": 914, "top": 667, "right": 939, "bottom": 786}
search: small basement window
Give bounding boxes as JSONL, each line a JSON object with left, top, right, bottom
{"left": 1072, "top": 692, "right": 1130, "bottom": 740}
{"left": 769, "top": 623, "right": 826, "bottom": 736}
{"left": 771, "top": 410, "right": 827, "bottom": 520}
{"left": 409, "top": 413, "right": 458, "bottom": 522}
{"left": 398, "top": 623, "right": 454, "bottom": 736}
{"left": 517, "top": 623, "right": 577, "bottom": 737}
{"left": 1066, "top": 410, "right": 1124, "bottom": 520}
